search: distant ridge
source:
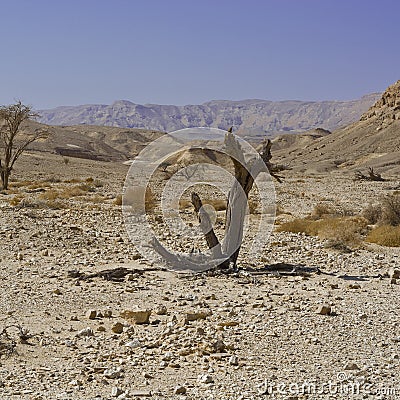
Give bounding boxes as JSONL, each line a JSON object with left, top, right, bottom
{"left": 39, "top": 94, "right": 380, "bottom": 136}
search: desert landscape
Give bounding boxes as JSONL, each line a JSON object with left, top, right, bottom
{"left": 0, "top": 79, "right": 399, "bottom": 400}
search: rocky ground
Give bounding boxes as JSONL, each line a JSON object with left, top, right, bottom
{"left": 0, "top": 152, "right": 399, "bottom": 400}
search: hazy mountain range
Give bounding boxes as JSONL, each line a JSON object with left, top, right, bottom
{"left": 39, "top": 94, "right": 380, "bottom": 136}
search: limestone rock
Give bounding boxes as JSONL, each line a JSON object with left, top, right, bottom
{"left": 86, "top": 309, "right": 97, "bottom": 320}
{"left": 121, "top": 309, "right": 151, "bottom": 325}
{"left": 316, "top": 304, "right": 331, "bottom": 315}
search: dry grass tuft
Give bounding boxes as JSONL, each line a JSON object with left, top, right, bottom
{"left": 366, "top": 225, "right": 400, "bottom": 247}
{"left": 8, "top": 194, "right": 25, "bottom": 206}
{"left": 82, "top": 194, "right": 105, "bottom": 203}
{"left": 40, "top": 189, "right": 60, "bottom": 201}
{"left": 277, "top": 216, "right": 368, "bottom": 248}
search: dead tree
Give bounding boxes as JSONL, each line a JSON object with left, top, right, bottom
{"left": 355, "top": 167, "right": 385, "bottom": 182}
{"left": 152, "top": 127, "right": 282, "bottom": 272}
{"left": 0, "top": 101, "right": 47, "bottom": 190}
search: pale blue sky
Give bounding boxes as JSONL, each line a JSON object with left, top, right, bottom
{"left": 0, "top": 0, "right": 398, "bottom": 109}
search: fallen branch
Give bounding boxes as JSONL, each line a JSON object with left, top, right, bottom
{"left": 355, "top": 167, "right": 385, "bottom": 182}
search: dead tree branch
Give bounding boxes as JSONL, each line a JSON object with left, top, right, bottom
{"left": 355, "top": 167, "right": 385, "bottom": 182}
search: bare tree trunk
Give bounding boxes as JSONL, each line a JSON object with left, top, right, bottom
{"left": 3, "top": 171, "right": 9, "bottom": 190}
{"left": 191, "top": 192, "right": 223, "bottom": 259}
{"left": 222, "top": 180, "right": 249, "bottom": 268}
{"left": 150, "top": 130, "right": 281, "bottom": 272}
{"left": 0, "top": 164, "right": 11, "bottom": 190}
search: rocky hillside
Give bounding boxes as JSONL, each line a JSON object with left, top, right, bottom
{"left": 360, "top": 80, "right": 400, "bottom": 128}
{"left": 273, "top": 80, "right": 400, "bottom": 175}
{"left": 23, "top": 121, "right": 164, "bottom": 161}
{"left": 39, "top": 94, "right": 380, "bottom": 136}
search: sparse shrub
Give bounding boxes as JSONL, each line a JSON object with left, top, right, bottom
{"left": 9, "top": 195, "right": 64, "bottom": 209}
{"left": 82, "top": 194, "right": 105, "bottom": 203}
{"left": 9, "top": 180, "right": 31, "bottom": 188}
{"left": 77, "top": 183, "right": 95, "bottom": 192}
{"left": 114, "top": 194, "right": 123, "bottom": 206}
{"left": 362, "top": 203, "right": 382, "bottom": 224}
{"left": 47, "top": 177, "right": 62, "bottom": 183}
{"left": 208, "top": 199, "right": 227, "bottom": 211}
{"left": 44, "top": 200, "right": 65, "bottom": 209}
{"left": 312, "top": 202, "right": 354, "bottom": 219}
{"left": 123, "top": 186, "right": 156, "bottom": 213}
{"left": 8, "top": 194, "right": 25, "bottom": 206}
{"left": 366, "top": 225, "right": 400, "bottom": 247}
{"left": 28, "top": 181, "right": 51, "bottom": 189}
{"left": 40, "top": 189, "right": 60, "bottom": 201}
{"left": 93, "top": 179, "right": 103, "bottom": 188}
{"left": 317, "top": 217, "right": 368, "bottom": 249}
{"left": 62, "top": 157, "right": 70, "bottom": 165}
{"left": 64, "top": 178, "right": 82, "bottom": 183}
{"left": 362, "top": 193, "right": 400, "bottom": 226}
{"left": 60, "top": 186, "right": 85, "bottom": 198}
{"left": 179, "top": 199, "right": 192, "bottom": 210}
{"left": 380, "top": 193, "right": 400, "bottom": 226}
{"left": 86, "top": 177, "right": 94, "bottom": 183}
{"left": 312, "top": 203, "right": 337, "bottom": 219}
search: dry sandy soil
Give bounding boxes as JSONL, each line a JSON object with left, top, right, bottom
{"left": 0, "top": 151, "right": 399, "bottom": 400}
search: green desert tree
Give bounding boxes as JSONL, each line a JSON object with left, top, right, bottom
{"left": 0, "top": 101, "right": 47, "bottom": 190}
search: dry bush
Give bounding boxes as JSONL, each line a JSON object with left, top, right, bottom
{"left": 114, "top": 194, "right": 123, "bottom": 206}
{"left": 362, "top": 193, "right": 400, "bottom": 226}
{"left": 366, "top": 225, "right": 400, "bottom": 247}
{"left": 47, "top": 177, "right": 62, "bottom": 183}
{"left": 92, "top": 179, "right": 103, "bottom": 188}
{"left": 10, "top": 196, "right": 64, "bottom": 209}
{"left": 277, "top": 216, "right": 368, "bottom": 248}
{"left": 82, "top": 194, "right": 105, "bottom": 203}
{"left": 77, "top": 183, "right": 95, "bottom": 192}
{"left": 207, "top": 199, "right": 227, "bottom": 211}
{"left": 276, "top": 218, "right": 318, "bottom": 235}
{"left": 312, "top": 202, "right": 354, "bottom": 219}
{"left": 64, "top": 178, "right": 82, "bottom": 183}
{"left": 317, "top": 217, "right": 368, "bottom": 249}
{"left": 39, "top": 189, "right": 60, "bottom": 201}
{"left": 8, "top": 194, "right": 25, "bottom": 206}
{"left": 27, "top": 181, "right": 52, "bottom": 189}
{"left": 60, "top": 183, "right": 94, "bottom": 198}
{"left": 312, "top": 203, "right": 337, "bottom": 218}
{"left": 179, "top": 199, "right": 192, "bottom": 210}
{"left": 44, "top": 200, "right": 65, "bottom": 209}
{"left": 61, "top": 187, "right": 85, "bottom": 198}
{"left": 62, "top": 157, "right": 70, "bottom": 165}
{"left": 362, "top": 203, "right": 382, "bottom": 224}
{"left": 380, "top": 193, "right": 400, "bottom": 226}
{"left": 9, "top": 180, "right": 32, "bottom": 188}
{"left": 123, "top": 186, "right": 156, "bottom": 213}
